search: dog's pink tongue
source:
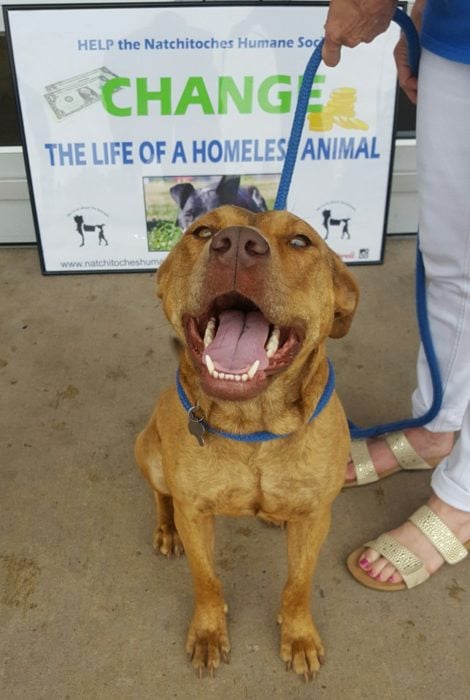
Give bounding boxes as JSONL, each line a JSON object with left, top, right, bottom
{"left": 204, "top": 310, "right": 270, "bottom": 373}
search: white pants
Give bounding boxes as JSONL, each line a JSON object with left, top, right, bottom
{"left": 411, "top": 50, "right": 470, "bottom": 511}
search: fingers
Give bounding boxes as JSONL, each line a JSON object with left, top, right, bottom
{"left": 394, "top": 36, "right": 419, "bottom": 104}
{"left": 322, "top": 0, "right": 397, "bottom": 67}
{"left": 399, "top": 74, "right": 418, "bottom": 104}
{"left": 322, "top": 36, "right": 342, "bottom": 67}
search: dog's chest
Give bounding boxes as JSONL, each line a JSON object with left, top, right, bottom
{"left": 172, "top": 444, "right": 329, "bottom": 520}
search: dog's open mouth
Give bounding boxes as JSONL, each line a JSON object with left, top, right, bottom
{"left": 184, "top": 293, "right": 302, "bottom": 400}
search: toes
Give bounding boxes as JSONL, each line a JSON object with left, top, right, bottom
{"left": 358, "top": 547, "right": 403, "bottom": 583}
{"left": 186, "top": 615, "right": 231, "bottom": 678}
{"left": 190, "top": 632, "right": 221, "bottom": 672}
{"left": 367, "top": 555, "right": 387, "bottom": 576}
{"left": 345, "top": 459, "right": 356, "bottom": 482}
{"left": 153, "top": 526, "right": 184, "bottom": 557}
{"left": 294, "top": 639, "right": 321, "bottom": 677}
{"left": 188, "top": 633, "right": 231, "bottom": 677}
{"left": 281, "top": 638, "right": 321, "bottom": 680}
{"left": 358, "top": 547, "right": 381, "bottom": 571}
{"left": 376, "top": 561, "right": 401, "bottom": 583}
{"left": 281, "top": 623, "right": 324, "bottom": 681}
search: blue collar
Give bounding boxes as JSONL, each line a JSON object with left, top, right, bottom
{"left": 176, "top": 359, "right": 335, "bottom": 443}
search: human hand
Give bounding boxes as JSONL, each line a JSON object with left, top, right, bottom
{"left": 322, "top": 0, "right": 398, "bottom": 67}
{"left": 393, "top": 0, "right": 425, "bottom": 104}
{"left": 394, "top": 34, "right": 418, "bottom": 103}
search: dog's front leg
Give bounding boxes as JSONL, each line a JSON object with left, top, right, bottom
{"left": 279, "top": 508, "right": 331, "bottom": 680}
{"left": 173, "top": 502, "right": 230, "bottom": 676}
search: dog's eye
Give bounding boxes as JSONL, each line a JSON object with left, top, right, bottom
{"left": 192, "top": 226, "right": 213, "bottom": 239}
{"left": 289, "top": 235, "right": 312, "bottom": 249}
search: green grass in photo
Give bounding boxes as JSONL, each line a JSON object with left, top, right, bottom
{"left": 147, "top": 219, "right": 182, "bottom": 252}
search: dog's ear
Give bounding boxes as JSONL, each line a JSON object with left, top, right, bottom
{"left": 170, "top": 182, "right": 195, "bottom": 208}
{"left": 246, "top": 185, "right": 268, "bottom": 211}
{"left": 329, "top": 252, "right": 359, "bottom": 338}
{"left": 216, "top": 175, "right": 241, "bottom": 204}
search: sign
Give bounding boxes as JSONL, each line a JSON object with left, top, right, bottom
{"left": 5, "top": 2, "right": 399, "bottom": 273}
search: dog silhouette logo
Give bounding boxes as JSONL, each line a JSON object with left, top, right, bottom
{"left": 317, "top": 201, "right": 356, "bottom": 241}
{"left": 72, "top": 214, "right": 109, "bottom": 247}
{"left": 321, "top": 209, "right": 351, "bottom": 240}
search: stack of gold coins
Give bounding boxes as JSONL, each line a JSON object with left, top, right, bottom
{"left": 327, "top": 87, "right": 357, "bottom": 117}
{"left": 307, "top": 87, "right": 369, "bottom": 131}
{"left": 307, "top": 107, "right": 334, "bottom": 131}
{"left": 334, "top": 115, "right": 369, "bottom": 130}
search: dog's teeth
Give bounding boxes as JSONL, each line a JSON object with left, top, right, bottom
{"left": 266, "top": 336, "right": 279, "bottom": 350}
{"left": 207, "top": 366, "right": 259, "bottom": 382}
{"left": 205, "top": 354, "right": 215, "bottom": 374}
{"left": 247, "top": 360, "right": 260, "bottom": 379}
{"left": 265, "top": 326, "right": 280, "bottom": 358}
{"left": 267, "top": 325, "right": 280, "bottom": 342}
{"left": 266, "top": 342, "right": 277, "bottom": 359}
{"left": 203, "top": 318, "right": 216, "bottom": 347}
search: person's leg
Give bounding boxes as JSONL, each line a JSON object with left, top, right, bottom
{"left": 346, "top": 48, "right": 470, "bottom": 485}
{"left": 353, "top": 50, "right": 470, "bottom": 584}
{"left": 432, "top": 402, "right": 470, "bottom": 512}
{"left": 412, "top": 53, "right": 470, "bottom": 433}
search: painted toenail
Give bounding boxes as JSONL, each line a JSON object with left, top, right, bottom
{"left": 359, "top": 558, "right": 369, "bottom": 568}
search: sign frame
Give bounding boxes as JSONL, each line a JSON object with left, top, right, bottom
{"left": 4, "top": 1, "right": 400, "bottom": 274}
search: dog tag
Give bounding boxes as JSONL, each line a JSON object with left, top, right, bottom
{"left": 187, "top": 407, "right": 206, "bottom": 446}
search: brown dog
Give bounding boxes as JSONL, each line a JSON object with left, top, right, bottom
{"left": 135, "top": 205, "right": 358, "bottom": 679}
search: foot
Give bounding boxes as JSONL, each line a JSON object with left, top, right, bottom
{"left": 345, "top": 427, "right": 453, "bottom": 484}
{"left": 279, "top": 612, "right": 325, "bottom": 680}
{"left": 186, "top": 604, "right": 230, "bottom": 676}
{"left": 153, "top": 523, "right": 184, "bottom": 557}
{"left": 358, "top": 494, "right": 470, "bottom": 584}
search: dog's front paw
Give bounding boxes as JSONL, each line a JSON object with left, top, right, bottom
{"left": 153, "top": 524, "right": 184, "bottom": 557}
{"left": 279, "top": 616, "right": 325, "bottom": 681}
{"left": 186, "top": 607, "right": 231, "bottom": 677}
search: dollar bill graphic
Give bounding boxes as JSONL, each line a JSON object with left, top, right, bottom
{"left": 44, "top": 67, "right": 119, "bottom": 120}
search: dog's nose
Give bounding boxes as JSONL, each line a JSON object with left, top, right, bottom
{"left": 210, "top": 226, "right": 270, "bottom": 267}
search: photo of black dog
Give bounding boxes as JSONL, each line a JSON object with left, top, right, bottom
{"left": 170, "top": 174, "right": 268, "bottom": 229}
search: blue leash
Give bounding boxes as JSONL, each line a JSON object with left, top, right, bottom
{"left": 273, "top": 8, "right": 443, "bottom": 439}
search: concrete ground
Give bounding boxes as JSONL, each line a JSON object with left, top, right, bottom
{"left": 1, "top": 237, "right": 469, "bottom": 700}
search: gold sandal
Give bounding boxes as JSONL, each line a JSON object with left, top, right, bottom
{"left": 347, "top": 504, "right": 470, "bottom": 591}
{"left": 344, "top": 430, "right": 443, "bottom": 488}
